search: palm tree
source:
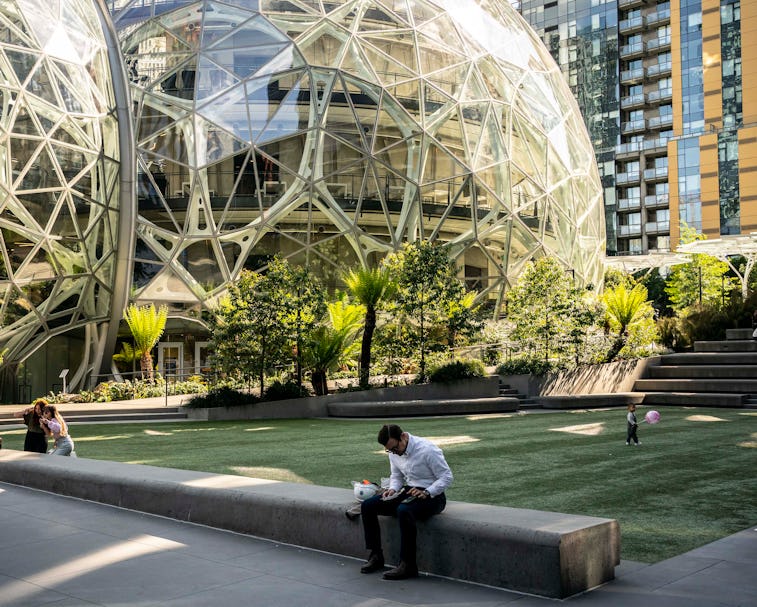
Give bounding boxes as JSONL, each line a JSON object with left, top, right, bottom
{"left": 123, "top": 303, "right": 168, "bottom": 382}
{"left": 344, "top": 267, "right": 395, "bottom": 388}
{"left": 603, "top": 283, "right": 649, "bottom": 361}
{"left": 304, "top": 299, "right": 363, "bottom": 395}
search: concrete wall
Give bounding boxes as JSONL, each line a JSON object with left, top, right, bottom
{"left": 187, "top": 376, "right": 500, "bottom": 421}
{"left": 501, "top": 358, "right": 660, "bottom": 397}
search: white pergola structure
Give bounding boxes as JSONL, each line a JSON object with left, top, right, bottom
{"left": 604, "top": 252, "right": 691, "bottom": 277}
{"left": 677, "top": 234, "right": 757, "bottom": 299}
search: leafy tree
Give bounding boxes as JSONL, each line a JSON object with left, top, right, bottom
{"left": 303, "top": 298, "right": 363, "bottom": 395}
{"left": 666, "top": 225, "right": 730, "bottom": 313}
{"left": 505, "top": 257, "right": 600, "bottom": 364}
{"left": 603, "top": 283, "right": 656, "bottom": 361}
{"left": 209, "top": 257, "right": 325, "bottom": 393}
{"left": 385, "top": 241, "right": 475, "bottom": 381}
{"left": 123, "top": 303, "right": 168, "bottom": 382}
{"left": 344, "top": 266, "right": 395, "bottom": 388}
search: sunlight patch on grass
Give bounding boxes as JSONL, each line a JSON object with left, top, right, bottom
{"left": 230, "top": 466, "right": 312, "bottom": 484}
{"left": 125, "top": 460, "right": 162, "bottom": 465}
{"left": 0, "top": 429, "right": 26, "bottom": 436}
{"left": 424, "top": 435, "right": 480, "bottom": 447}
{"left": 550, "top": 422, "right": 606, "bottom": 436}
{"left": 737, "top": 433, "right": 757, "bottom": 448}
{"left": 466, "top": 414, "right": 514, "bottom": 421}
{"left": 70, "top": 434, "right": 132, "bottom": 442}
{"left": 686, "top": 415, "right": 728, "bottom": 422}
{"left": 173, "top": 427, "right": 221, "bottom": 433}
{"left": 738, "top": 412, "right": 757, "bottom": 416}
{"left": 144, "top": 429, "right": 173, "bottom": 436}
{"left": 244, "top": 426, "right": 275, "bottom": 432}
{"left": 183, "top": 475, "right": 281, "bottom": 488}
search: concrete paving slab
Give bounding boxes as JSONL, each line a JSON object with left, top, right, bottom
{"left": 0, "top": 482, "right": 755, "bottom": 607}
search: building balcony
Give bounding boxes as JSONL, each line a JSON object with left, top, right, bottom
{"left": 621, "top": 93, "right": 646, "bottom": 109}
{"left": 616, "top": 141, "right": 643, "bottom": 156}
{"left": 643, "top": 167, "right": 668, "bottom": 181}
{"left": 616, "top": 171, "right": 641, "bottom": 185}
{"left": 618, "top": 198, "right": 642, "bottom": 211}
{"left": 646, "top": 87, "right": 673, "bottom": 103}
{"left": 646, "top": 8, "right": 671, "bottom": 26}
{"left": 646, "top": 220, "right": 670, "bottom": 234}
{"left": 621, "top": 119, "right": 647, "bottom": 134}
{"left": 619, "top": 224, "right": 643, "bottom": 237}
{"left": 620, "top": 42, "right": 645, "bottom": 58}
{"left": 620, "top": 67, "right": 645, "bottom": 83}
{"left": 619, "top": 15, "right": 644, "bottom": 33}
{"left": 645, "top": 193, "right": 669, "bottom": 207}
{"left": 648, "top": 114, "right": 674, "bottom": 130}
{"left": 643, "top": 138, "right": 669, "bottom": 154}
{"left": 619, "top": 0, "right": 646, "bottom": 8}
{"left": 646, "top": 35, "right": 671, "bottom": 52}
{"left": 646, "top": 62, "right": 672, "bottom": 78}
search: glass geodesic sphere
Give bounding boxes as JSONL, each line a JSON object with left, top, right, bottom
{"left": 0, "top": 0, "right": 124, "bottom": 369}
{"left": 112, "top": 0, "right": 605, "bottom": 314}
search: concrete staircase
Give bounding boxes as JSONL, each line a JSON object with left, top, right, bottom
{"left": 0, "top": 406, "right": 187, "bottom": 427}
{"left": 498, "top": 379, "right": 539, "bottom": 409}
{"left": 635, "top": 328, "right": 757, "bottom": 408}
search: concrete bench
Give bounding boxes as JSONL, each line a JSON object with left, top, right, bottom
{"left": 537, "top": 392, "right": 645, "bottom": 409}
{"left": 0, "top": 451, "right": 619, "bottom": 598}
{"left": 327, "top": 397, "right": 519, "bottom": 417}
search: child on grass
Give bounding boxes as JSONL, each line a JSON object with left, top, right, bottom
{"left": 626, "top": 403, "right": 640, "bottom": 445}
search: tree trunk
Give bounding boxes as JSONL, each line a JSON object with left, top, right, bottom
{"left": 259, "top": 335, "right": 266, "bottom": 398}
{"left": 359, "top": 306, "right": 376, "bottom": 388}
{"left": 311, "top": 370, "right": 327, "bottom": 396}
{"left": 141, "top": 352, "right": 154, "bottom": 382}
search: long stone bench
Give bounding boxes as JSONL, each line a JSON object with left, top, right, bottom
{"left": 327, "top": 397, "right": 519, "bottom": 417}
{"left": 537, "top": 392, "right": 645, "bottom": 409}
{"left": 0, "top": 450, "right": 619, "bottom": 598}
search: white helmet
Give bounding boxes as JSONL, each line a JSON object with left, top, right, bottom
{"left": 352, "top": 481, "right": 379, "bottom": 501}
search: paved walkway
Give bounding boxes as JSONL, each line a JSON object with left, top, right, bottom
{"left": 0, "top": 482, "right": 754, "bottom": 606}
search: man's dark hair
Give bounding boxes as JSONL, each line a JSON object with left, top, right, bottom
{"left": 377, "top": 424, "right": 403, "bottom": 446}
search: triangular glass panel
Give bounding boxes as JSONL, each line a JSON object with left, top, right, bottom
{"left": 420, "top": 140, "right": 468, "bottom": 186}
{"left": 472, "top": 106, "right": 507, "bottom": 170}
{"left": 137, "top": 265, "right": 202, "bottom": 304}
{"left": 141, "top": 118, "right": 191, "bottom": 168}
{"left": 416, "top": 35, "right": 467, "bottom": 76}
{"left": 178, "top": 239, "right": 225, "bottom": 292}
{"left": 5, "top": 49, "right": 37, "bottom": 85}
{"left": 14, "top": 244, "right": 56, "bottom": 282}
{"left": 121, "top": 19, "right": 189, "bottom": 56}
{"left": 26, "top": 62, "right": 59, "bottom": 107}
{"left": 137, "top": 95, "right": 191, "bottom": 146}
{"left": 422, "top": 81, "right": 456, "bottom": 120}
{"left": 509, "top": 112, "right": 542, "bottom": 186}
{"left": 297, "top": 22, "right": 349, "bottom": 67}
{"left": 195, "top": 81, "right": 248, "bottom": 137}
{"left": 255, "top": 76, "right": 313, "bottom": 144}
{"left": 416, "top": 13, "right": 465, "bottom": 48}
{"left": 259, "top": 0, "right": 319, "bottom": 15}
{"left": 373, "top": 94, "right": 422, "bottom": 152}
{"left": 318, "top": 132, "right": 365, "bottom": 182}
{"left": 353, "top": 2, "right": 407, "bottom": 32}
{"left": 460, "top": 68, "right": 489, "bottom": 102}
{"left": 150, "top": 56, "right": 198, "bottom": 101}
{"left": 360, "top": 31, "right": 418, "bottom": 74}
{"left": 208, "top": 13, "right": 289, "bottom": 51}
{"left": 337, "top": 38, "right": 380, "bottom": 83}
{"left": 195, "top": 54, "right": 240, "bottom": 101}
{"left": 425, "top": 63, "right": 469, "bottom": 100}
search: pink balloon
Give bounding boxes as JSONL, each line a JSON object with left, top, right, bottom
{"left": 645, "top": 410, "right": 661, "bottom": 424}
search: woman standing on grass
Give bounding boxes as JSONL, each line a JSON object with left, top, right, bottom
{"left": 12, "top": 398, "right": 49, "bottom": 453}
{"left": 40, "top": 404, "right": 75, "bottom": 456}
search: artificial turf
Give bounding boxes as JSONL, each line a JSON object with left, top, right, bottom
{"left": 2, "top": 406, "right": 755, "bottom": 563}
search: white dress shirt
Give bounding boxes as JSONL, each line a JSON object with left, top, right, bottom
{"left": 388, "top": 434, "right": 453, "bottom": 498}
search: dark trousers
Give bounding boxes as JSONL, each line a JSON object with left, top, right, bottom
{"left": 627, "top": 423, "right": 639, "bottom": 444}
{"left": 24, "top": 430, "right": 47, "bottom": 453}
{"left": 361, "top": 488, "right": 446, "bottom": 566}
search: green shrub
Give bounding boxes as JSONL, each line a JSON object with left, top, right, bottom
{"left": 263, "top": 380, "right": 311, "bottom": 401}
{"left": 496, "top": 356, "right": 562, "bottom": 376}
{"left": 657, "top": 316, "right": 691, "bottom": 351}
{"left": 428, "top": 359, "right": 485, "bottom": 383}
{"left": 184, "top": 386, "right": 259, "bottom": 408}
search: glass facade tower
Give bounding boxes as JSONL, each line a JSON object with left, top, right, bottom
{"left": 520, "top": 0, "right": 757, "bottom": 253}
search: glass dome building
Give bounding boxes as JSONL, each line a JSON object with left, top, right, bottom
{"left": 0, "top": 0, "right": 133, "bottom": 397}
{"left": 111, "top": 0, "right": 605, "bottom": 322}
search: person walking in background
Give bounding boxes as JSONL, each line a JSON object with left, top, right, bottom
{"left": 359, "top": 423, "right": 453, "bottom": 580}
{"left": 626, "top": 403, "right": 640, "bottom": 446}
{"left": 12, "top": 398, "right": 49, "bottom": 453}
{"left": 40, "top": 404, "right": 75, "bottom": 456}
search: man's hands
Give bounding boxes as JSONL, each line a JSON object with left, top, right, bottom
{"left": 407, "top": 488, "right": 430, "bottom": 499}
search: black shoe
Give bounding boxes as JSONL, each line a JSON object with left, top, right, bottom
{"left": 360, "top": 551, "right": 384, "bottom": 574}
{"left": 382, "top": 561, "right": 418, "bottom": 580}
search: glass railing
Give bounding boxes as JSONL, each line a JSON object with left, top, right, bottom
{"left": 644, "top": 167, "right": 668, "bottom": 180}
{"left": 646, "top": 62, "right": 672, "bottom": 77}
{"left": 616, "top": 141, "right": 642, "bottom": 154}
{"left": 618, "top": 198, "right": 642, "bottom": 210}
{"left": 645, "top": 193, "right": 669, "bottom": 206}
{"left": 616, "top": 172, "right": 641, "bottom": 184}
{"left": 646, "top": 8, "right": 671, "bottom": 26}
{"left": 646, "top": 36, "right": 671, "bottom": 51}
{"left": 646, "top": 220, "right": 670, "bottom": 234}
{"left": 648, "top": 115, "right": 673, "bottom": 129}
{"left": 643, "top": 138, "right": 668, "bottom": 152}
{"left": 619, "top": 16, "right": 644, "bottom": 31}
{"left": 646, "top": 88, "right": 673, "bottom": 103}
{"left": 620, "top": 42, "right": 644, "bottom": 56}
{"left": 620, "top": 93, "right": 645, "bottom": 107}
{"left": 619, "top": 224, "right": 642, "bottom": 236}
{"left": 621, "top": 120, "right": 647, "bottom": 133}
{"left": 620, "top": 67, "right": 645, "bottom": 81}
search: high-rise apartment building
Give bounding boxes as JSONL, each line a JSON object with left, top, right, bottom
{"left": 520, "top": 0, "right": 756, "bottom": 255}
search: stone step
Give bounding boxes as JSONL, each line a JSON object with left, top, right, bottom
{"left": 648, "top": 365, "right": 757, "bottom": 379}
{"left": 726, "top": 328, "right": 754, "bottom": 340}
{"left": 642, "top": 392, "right": 745, "bottom": 407}
{"left": 659, "top": 352, "right": 757, "bottom": 365}
{"left": 693, "top": 340, "right": 757, "bottom": 353}
{"left": 635, "top": 378, "right": 757, "bottom": 393}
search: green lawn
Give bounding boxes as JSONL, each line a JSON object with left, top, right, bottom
{"left": 3, "top": 406, "right": 755, "bottom": 563}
